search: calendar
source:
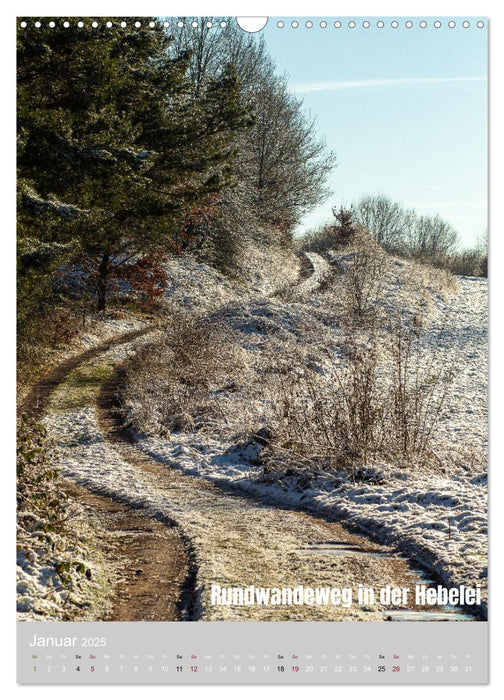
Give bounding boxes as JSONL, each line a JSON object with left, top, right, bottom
{"left": 18, "top": 622, "right": 488, "bottom": 684}
{"left": 16, "top": 12, "right": 489, "bottom": 687}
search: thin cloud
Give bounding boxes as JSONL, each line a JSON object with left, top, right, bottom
{"left": 292, "top": 77, "right": 487, "bottom": 93}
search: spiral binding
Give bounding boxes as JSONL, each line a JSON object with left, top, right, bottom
{"left": 18, "top": 19, "right": 486, "bottom": 30}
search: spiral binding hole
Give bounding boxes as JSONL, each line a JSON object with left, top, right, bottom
{"left": 18, "top": 18, "right": 487, "bottom": 30}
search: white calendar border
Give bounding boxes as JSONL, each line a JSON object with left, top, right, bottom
{"left": 3, "top": 1, "right": 501, "bottom": 698}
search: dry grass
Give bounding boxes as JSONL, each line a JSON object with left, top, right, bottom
{"left": 121, "top": 229, "right": 460, "bottom": 479}
{"left": 340, "top": 249, "right": 386, "bottom": 324}
{"left": 387, "top": 316, "right": 455, "bottom": 459}
{"left": 121, "top": 314, "right": 244, "bottom": 436}
{"left": 17, "top": 415, "right": 107, "bottom": 618}
{"left": 264, "top": 317, "right": 454, "bottom": 481}
{"left": 17, "top": 305, "right": 83, "bottom": 390}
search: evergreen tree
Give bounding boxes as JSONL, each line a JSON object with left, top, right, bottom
{"left": 17, "top": 17, "right": 250, "bottom": 311}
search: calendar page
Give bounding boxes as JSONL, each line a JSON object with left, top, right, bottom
{"left": 16, "top": 13, "right": 488, "bottom": 685}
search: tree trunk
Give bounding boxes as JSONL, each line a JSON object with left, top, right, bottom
{"left": 96, "top": 252, "right": 110, "bottom": 312}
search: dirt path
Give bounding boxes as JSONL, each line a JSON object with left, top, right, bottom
{"left": 279, "top": 251, "right": 332, "bottom": 301}
{"left": 63, "top": 480, "right": 190, "bottom": 621}
{"left": 19, "top": 325, "right": 194, "bottom": 621}
{"left": 22, "top": 258, "right": 480, "bottom": 622}
{"left": 19, "top": 256, "right": 324, "bottom": 622}
{"left": 40, "top": 333, "right": 474, "bottom": 622}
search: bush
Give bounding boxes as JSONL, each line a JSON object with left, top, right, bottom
{"left": 265, "top": 318, "right": 454, "bottom": 480}
{"left": 122, "top": 314, "right": 243, "bottom": 436}
{"left": 340, "top": 249, "right": 386, "bottom": 323}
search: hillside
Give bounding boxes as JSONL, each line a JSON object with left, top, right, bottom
{"left": 17, "top": 237, "right": 488, "bottom": 621}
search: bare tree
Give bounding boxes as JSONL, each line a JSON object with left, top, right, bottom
{"left": 351, "top": 194, "right": 415, "bottom": 253}
{"left": 350, "top": 194, "right": 459, "bottom": 266}
{"left": 170, "top": 18, "right": 336, "bottom": 252}
{"left": 407, "top": 214, "right": 459, "bottom": 259}
{"left": 249, "top": 76, "right": 335, "bottom": 233}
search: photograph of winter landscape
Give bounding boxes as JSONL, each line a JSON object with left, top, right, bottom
{"left": 17, "top": 17, "right": 487, "bottom": 623}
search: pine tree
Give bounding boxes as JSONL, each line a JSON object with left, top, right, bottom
{"left": 17, "top": 17, "right": 250, "bottom": 311}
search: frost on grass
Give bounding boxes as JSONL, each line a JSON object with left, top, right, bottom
{"left": 161, "top": 242, "right": 300, "bottom": 313}
{"left": 41, "top": 404, "right": 406, "bottom": 621}
{"left": 124, "top": 251, "right": 487, "bottom": 616}
{"left": 17, "top": 416, "right": 113, "bottom": 621}
{"left": 20, "top": 240, "right": 487, "bottom": 620}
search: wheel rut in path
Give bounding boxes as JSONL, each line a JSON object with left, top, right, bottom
{"left": 20, "top": 326, "right": 193, "bottom": 621}
{"left": 94, "top": 362, "right": 477, "bottom": 621}
{"left": 19, "top": 327, "right": 149, "bottom": 423}
{"left": 63, "top": 480, "right": 189, "bottom": 621}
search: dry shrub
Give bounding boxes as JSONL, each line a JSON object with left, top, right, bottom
{"left": 301, "top": 219, "right": 371, "bottom": 255}
{"left": 17, "top": 415, "right": 63, "bottom": 519}
{"left": 265, "top": 319, "right": 454, "bottom": 480}
{"left": 302, "top": 223, "right": 388, "bottom": 326}
{"left": 445, "top": 249, "right": 487, "bottom": 277}
{"left": 271, "top": 342, "right": 383, "bottom": 475}
{"left": 341, "top": 249, "right": 386, "bottom": 323}
{"left": 388, "top": 317, "right": 455, "bottom": 458}
{"left": 122, "top": 315, "right": 243, "bottom": 436}
{"left": 17, "top": 304, "right": 86, "bottom": 391}
{"left": 17, "top": 415, "right": 99, "bottom": 612}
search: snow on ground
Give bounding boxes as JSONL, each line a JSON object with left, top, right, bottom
{"left": 134, "top": 427, "right": 487, "bottom": 619}
{"left": 162, "top": 243, "right": 301, "bottom": 313}
{"left": 19, "top": 245, "right": 487, "bottom": 620}
{"left": 286, "top": 251, "right": 332, "bottom": 300}
{"left": 162, "top": 256, "right": 238, "bottom": 313}
{"left": 40, "top": 346, "right": 403, "bottom": 622}
{"left": 419, "top": 277, "right": 488, "bottom": 458}
{"left": 237, "top": 242, "right": 301, "bottom": 296}
{"left": 129, "top": 271, "right": 488, "bottom": 616}
{"left": 126, "top": 252, "right": 489, "bottom": 615}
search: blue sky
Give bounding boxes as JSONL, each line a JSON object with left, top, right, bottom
{"left": 262, "top": 18, "right": 488, "bottom": 247}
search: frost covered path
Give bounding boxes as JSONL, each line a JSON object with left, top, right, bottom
{"left": 43, "top": 336, "right": 429, "bottom": 621}
{"left": 29, "top": 261, "right": 486, "bottom": 622}
{"left": 131, "top": 275, "right": 487, "bottom": 619}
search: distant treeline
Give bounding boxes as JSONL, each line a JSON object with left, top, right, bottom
{"left": 302, "top": 195, "right": 487, "bottom": 277}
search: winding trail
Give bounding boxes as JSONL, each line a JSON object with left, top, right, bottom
{"left": 29, "top": 255, "right": 479, "bottom": 621}
{"left": 20, "top": 326, "right": 192, "bottom": 621}
{"left": 277, "top": 251, "right": 333, "bottom": 301}
{"left": 43, "top": 336, "right": 405, "bottom": 621}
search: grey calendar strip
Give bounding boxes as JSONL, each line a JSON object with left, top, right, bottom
{"left": 18, "top": 621, "right": 488, "bottom": 684}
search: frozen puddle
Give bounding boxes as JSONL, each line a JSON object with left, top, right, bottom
{"left": 383, "top": 610, "right": 473, "bottom": 622}
{"left": 296, "top": 542, "right": 389, "bottom": 558}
